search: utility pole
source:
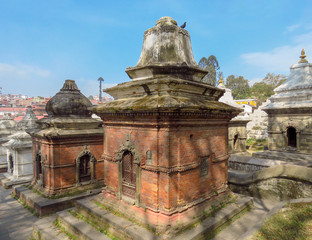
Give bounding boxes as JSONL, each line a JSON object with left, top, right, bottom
{"left": 98, "top": 77, "right": 104, "bottom": 102}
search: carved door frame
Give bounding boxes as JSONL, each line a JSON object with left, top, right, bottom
{"left": 76, "top": 148, "right": 96, "bottom": 185}
{"left": 116, "top": 135, "right": 141, "bottom": 206}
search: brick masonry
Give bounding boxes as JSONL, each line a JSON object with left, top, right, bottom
{"left": 99, "top": 113, "right": 231, "bottom": 227}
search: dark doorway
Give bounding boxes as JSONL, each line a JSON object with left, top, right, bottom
{"left": 122, "top": 151, "right": 136, "bottom": 199}
{"left": 9, "top": 154, "right": 13, "bottom": 174}
{"left": 36, "top": 154, "right": 42, "bottom": 180}
{"left": 79, "top": 154, "right": 91, "bottom": 182}
{"left": 287, "top": 127, "right": 297, "bottom": 148}
{"left": 233, "top": 134, "right": 239, "bottom": 150}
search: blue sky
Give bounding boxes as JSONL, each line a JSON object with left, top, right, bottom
{"left": 1, "top": 0, "right": 312, "bottom": 97}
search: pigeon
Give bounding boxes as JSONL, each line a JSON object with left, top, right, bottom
{"left": 180, "top": 22, "right": 186, "bottom": 28}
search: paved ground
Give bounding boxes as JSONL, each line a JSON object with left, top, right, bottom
{"left": 212, "top": 198, "right": 284, "bottom": 240}
{"left": 0, "top": 186, "right": 37, "bottom": 240}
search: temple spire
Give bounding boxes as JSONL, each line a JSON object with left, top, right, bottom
{"left": 218, "top": 76, "right": 225, "bottom": 87}
{"left": 299, "top": 49, "right": 308, "bottom": 63}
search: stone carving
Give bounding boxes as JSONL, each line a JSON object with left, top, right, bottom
{"left": 200, "top": 157, "right": 209, "bottom": 177}
{"left": 146, "top": 150, "right": 152, "bottom": 165}
{"left": 75, "top": 147, "right": 96, "bottom": 164}
{"left": 116, "top": 134, "right": 141, "bottom": 164}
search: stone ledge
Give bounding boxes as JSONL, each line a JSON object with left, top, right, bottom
{"left": 32, "top": 215, "right": 69, "bottom": 240}
{"left": 0, "top": 163, "right": 7, "bottom": 173}
{"left": 76, "top": 196, "right": 157, "bottom": 240}
{"left": 172, "top": 196, "right": 253, "bottom": 240}
{"left": 75, "top": 194, "right": 252, "bottom": 240}
{"left": 56, "top": 210, "right": 110, "bottom": 240}
{"left": 1, "top": 176, "right": 32, "bottom": 189}
{"left": 229, "top": 165, "right": 312, "bottom": 185}
{"left": 13, "top": 185, "right": 103, "bottom": 216}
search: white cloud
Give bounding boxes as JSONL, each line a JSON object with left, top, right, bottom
{"left": 286, "top": 24, "right": 300, "bottom": 32}
{"left": 0, "top": 63, "right": 51, "bottom": 78}
{"left": 241, "top": 31, "right": 312, "bottom": 72}
{"left": 0, "top": 62, "right": 53, "bottom": 95}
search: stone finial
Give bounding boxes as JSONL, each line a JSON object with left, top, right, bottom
{"left": 61, "top": 80, "right": 80, "bottom": 92}
{"left": 156, "top": 16, "right": 177, "bottom": 26}
{"left": 218, "top": 76, "right": 225, "bottom": 87}
{"left": 125, "top": 16, "right": 208, "bottom": 82}
{"left": 299, "top": 49, "right": 308, "bottom": 63}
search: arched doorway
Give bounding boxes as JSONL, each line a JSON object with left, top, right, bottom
{"left": 79, "top": 154, "right": 91, "bottom": 183}
{"left": 9, "top": 154, "right": 13, "bottom": 174}
{"left": 287, "top": 127, "right": 297, "bottom": 148}
{"left": 36, "top": 154, "right": 42, "bottom": 180}
{"left": 36, "top": 153, "right": 44, "bottom": 186}
{"left": 122, "top": 151, "right": 136, "bottom": 199}
{"left": 233, "top": 134, "right": 239, "bottom": 150}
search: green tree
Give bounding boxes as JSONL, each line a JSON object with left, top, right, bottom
{"left": 88, "top": 95, "right": 94, "bottom": 100}
{"left": 198, "top": 55, "right": 220, "bottom": 86}
{"left": 225, "top": 75, "right": 251, "bottom": 99}
{"left": 251, "top": 82, "right": 274, "bottom": 103}
{"left": 250, "top": 73, "right": 287, "bottom": 103}
{"left": 262, "top": 73, "right": 287, "bottom": 88}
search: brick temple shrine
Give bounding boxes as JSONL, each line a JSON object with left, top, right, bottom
{"left": 28, "top": 80, "right": 104, "bottom": 196}
{"left": 92, "top": 16, "right": 241, "bottom": 230}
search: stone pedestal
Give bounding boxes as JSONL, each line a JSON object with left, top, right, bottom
{"left": 93, "top": 17, "right": 240, "bottom": 230}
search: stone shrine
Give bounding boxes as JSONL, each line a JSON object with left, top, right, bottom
{"left": 218, "top": 77, "right": 249, "bottom": 153}
{"left": 93, "top": 17, "right": 240, "bottom": 231}
{"left": 28, "top": 80, "right": 104, "bottom": 196}
{"left": 247, "top": 99, "right": 269, "bottom": 140}
{"left": 1, "top": 106, "right": 37, "bottom": 187}
{"left": 0, "top": 113, "right": 17, "bottom": 172}
{"left": 263, "top": 50, "right": 312, "bottom": 154}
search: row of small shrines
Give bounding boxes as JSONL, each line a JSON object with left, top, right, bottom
{"left": 0, "top": 17, "right": 311, "bottom": 231}
{"left": 0, "top": 80, "right": 248, "bottom": 195}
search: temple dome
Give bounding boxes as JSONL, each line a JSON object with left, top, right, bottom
{"left": 125, "top": 16, "right": 207, "bottom": 81}
{"left": 46, "top": 80, "right": 92, "bottom": 117}
{"left": 17, "top": 106, "right": 38, "bottom": 130}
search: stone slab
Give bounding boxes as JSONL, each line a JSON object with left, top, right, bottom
{"left": 13, "top": 185, "right": 103, "bottom": 216}
{"left": 0, "top": 187, "right": 37, "bottom": 240}
{"left": 76, "top": 196, "right": 157, "bottom": 240}
{"left": 56, "top": 210, "right": 110, "bottom": 240}
{"left": 0, "top": 163, "right": 7, "bottom": 173}
{"left": 253, "top": 150, "right": 312, "bottom": 164}
{"left": 32, "top": 215, "right": 69, "bottom": 240}
{"left": 172, "top": 195, "right": 253, "bottom": 240}
{"left": 1, "top": 176, "right": 32, "bottom": 189}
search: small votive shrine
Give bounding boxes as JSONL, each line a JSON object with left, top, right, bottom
{"left": 0, "top": 113, "right": 17, "bottom": 171}
{"left": 263, "top": 50, "right": 312, "bottom": 154}
{"left": 28, "top": 80, "right": 104, "bottom": 196}
{"left": 3, "top": 106, "right": 37, "bottom": 183}
{"left": 93, "top": 17, "right": 240, "bottom": 230}
{"left": 218, "top": 77, "right": 250, "bottom": 153}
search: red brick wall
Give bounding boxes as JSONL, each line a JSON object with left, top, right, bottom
{"left": 102, "top": 115, "right": 229, "bottom": 213}
{"left": 31, "top": 135, "right": 103, "bottom": 194}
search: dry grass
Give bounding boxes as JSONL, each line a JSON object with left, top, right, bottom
{"left": 253, "top": 202, "right": 312, "bottom": 240}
